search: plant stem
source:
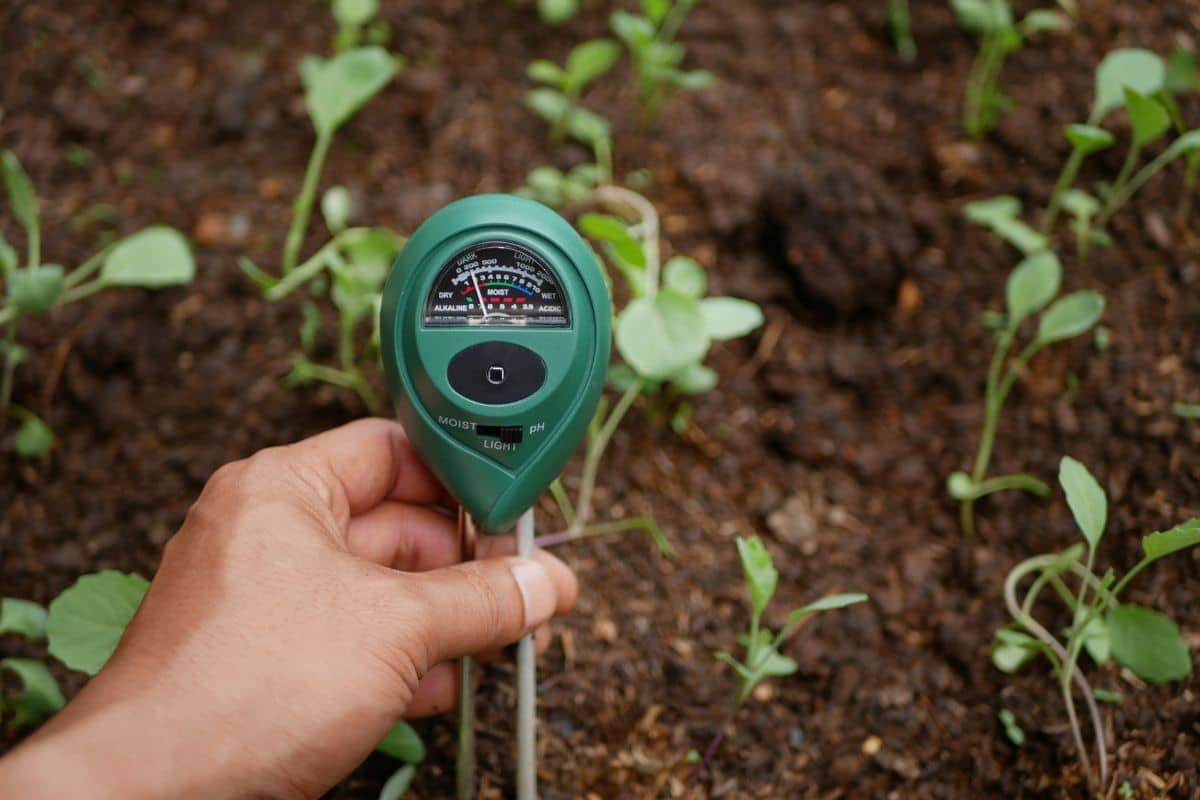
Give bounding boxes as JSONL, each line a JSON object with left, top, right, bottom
{"left": 595, "top": 185, "right": 660, "bottom": 299}
{"left": 55, "top": 279, "right": 107, "bottom": 307}
{"left": 548, "top": 477, "right": 575, "bottom": 528}
{"left": 1097, "top": 144, "right": 1189, "bottom": 230}
{"left": 960, "top": 330, "right": 1013, "bottom": 537}
{"left": 0, "top": 318, "right": 18, "bottom": 419}
{"left": 456, "top": 655, "right": 476, "bottom": 800}
{"left": 570, "top": 378, "right": 642, "bottom": 535}
{"left": 686, "top": 700, "right": 740, "bottom": 787}
{"left": 1175, "top": 157, "right": 1198, "bottom": 227}
{"left": 536, "top": 515, "right": 671, "bottom": 554}
{"left": 887, "top": 0, "right": 916, "bottom": 62}
{"left": 63, "top": 245, "right": 112, "bottom": 289}
{"left": 282, "top": 131, "right": 333, "bottom": 275}
{"left": 1042, "top": 146, "right": 1087, "bottom": 234}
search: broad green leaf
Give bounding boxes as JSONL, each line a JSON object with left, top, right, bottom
{"left": 1064, "top": 124, "right": 1116, "bottom": 154}
{"left": 566, "top": 39, "right": 621, "bottom": 89}
{"left": 1123, "top": 87, "right": 1170, "bottom": 146}
{"left": 321, "top": 185, "right": 352, "bottom": 233}
{"left": 758, "top": 650, "right": 799, "bottom": 678}
{"left": 1073, "top": 607, "right": 1110, "bottom": 664}
{"left": 538, "top": 0, "right": 579, "bottom": 24}
{"left": 735, "top": 536, "right": 778, "bottom": 618}
{"left": 670, "top": 363, "right": 717, "bottom": 395}
{"left": 305, "top": 46, "right": 398, "bottom": 136}
{"left": 332, "top": 0, "right": 378, "bottom": 27}
{"left": 785, "top": 593, "right": 868, "bottom": 628}
{"left": 1059, "top": 456, "right": 1106, "bottom": 550}
{"left": 699, "top": 297, "right": 763, "bottom": 341}
{"left": 1005, "top": 251, "right": 1060, "bottom": 326}
{"left": 14, "top": 415, "right": 53, "bottom": 458}
{"left": 946, "top": 471, "right": 975, "bottom": 500}
{"left": 378, "top": 765, "right": 416, "bottom": 800}
{"left": 100, "top": 227, "right": 195, "bottom": 288}
{"left": 0, "top": 598, "right": 48, "bottom": 639}
{"left": 1141, "top": 518, "right": 1200, "bottom": 562}
{"left": 376, "top": 720, "right": 425, "bottom": 763}
{"left": 1093, "top": 48, "right": 1166, "bottom": 120}
{"left": 526, "top": 59, "right": 566, "bottom": 87}
{"left": 991, "top": 628, "right": 1039, "bottom": 673}
{"left": 1106, "top": 603, "right": 1191, "bottom": 684}
{"left": 47, "top": 571, "right": 149, "bottom": 675}
{"left": 963, "top": 196, "right": 1048, "bottom": 255}
{"left": 564, "top": 106, "right": 611, "bottom": 148}
{"left": 662, "top": 255, "right": 707, "bottom": 298}
{"left": 616, "top": 291, "right": 709, "bottom": 380}
{"left": 9, "top": 264, "right": 64, "bottom": 314}
{"left": 1035, "top": 291, "right": 1104, "bottom": 344}
{"left": 0, "top": 658, "right": 65, "bottom": 728}
{"left": 1, "top": 150, "right": 39, "bottom": 235}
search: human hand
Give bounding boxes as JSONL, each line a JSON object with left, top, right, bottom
{"left": 0, "top": 418, "right": 578, "bottom": 799}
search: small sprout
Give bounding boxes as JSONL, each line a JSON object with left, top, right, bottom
{"left": 330, "top": 0, "right": 383, "bottom": 51}
{"left": 950, "top": 251, "right": 1104, "bottom": 537}
{"left": 526, "top": 39, "right": 620, "bottom": 147}
{"left": 963, "top": 196, "right": 1047, "bottom": 255}
{"left": 610, "top": 0, "right": 714, "bottom": 125}
{"left": 13, "top": 413, "right": 54, "bottom": 458}
{"left": 538, "top": 0, "right": 580, "bottom": 24}
{"left": 995, "top": 458, "right": 1199, "bottom": 792}
{"left": 998, "top": 708, "right": 1025, "bottom": 746}
{"left": 1118, "top": 781, "right": 1135, "bottom": 799}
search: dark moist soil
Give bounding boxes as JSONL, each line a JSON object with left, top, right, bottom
{"left": 3, "top": 1, "right": 1199, "bottom": 798}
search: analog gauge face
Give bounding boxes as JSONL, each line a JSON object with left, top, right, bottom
{"left": 424, "top": 241, "right": 571, "bottom": 327}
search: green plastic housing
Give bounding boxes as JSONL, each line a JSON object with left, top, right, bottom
{"left": 380, "top": 194, "right": 611, "bottom": 532}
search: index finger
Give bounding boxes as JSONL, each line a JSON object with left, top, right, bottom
{"left": 283, "top": 418, "right": 447, "bottom": 516}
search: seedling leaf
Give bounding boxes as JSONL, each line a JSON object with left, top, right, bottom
{"left": 991, "top": 628, "right": 1039, "bottom": 673}
{"left": 378, "top": 765, "right": 416, "bottom": 800}
{"left": 700, "top": 297, "right": 763, "bottom": 341}
{"left": 305, "top": 46, "right": 398, "bottom": 137}
{"left": 332, "top": 0, "right": 378, "bottom": 27}
{"left": 1106, "top": 603, "right": 1191, "bottom": 684}
{"left": 1058, "top": 456, "right": 1106, "bottom": 550}
{"left": 1019, "top": 10, "right": 1064, "bottom": 35}
{"left": 662, "top": 255, "right": 706, "bottom": 298}
{"left": 9, "top": 264, "right": 64, "bottom": 314}
{"left": 100, "top": 227, "right": 195, "bottom": 288}
{"left": 566, "top": 40, "right": 621, "bottom": 89}
{"left": 1140, "top": 518, "right": 1200, "bottom": 562}
{"left": 0, "top": 658, "right": 65, "bottom": 728}
{"left": 615, "top": 292, "right": 709, "bottom": 380}
{"left": 0, "top": 598, "right": 48, "bottom": 640}
{"left": 964, "top": 196, "right": 1048, "bottom": 255}
{"left": 946, "top": 471, "right": 975, "bottom": 500}
{"left": 322, "top": 186, "right": 352, "bottom": 233}
{"left": 715, "top": 650, "right": 751, "bottom": 681}
{"left": 759, "top": 650, "right": 799, "bottom": 678}
{"left": 998, "top": 708, "right": 1026, "bottom": 746}
{"left": 1005, "top": 251, "right": 1061, "bottom": 327}
{"left": 13, "top": 415, "right": 54, "bottom": 458}
{"left": 527, "top": 60, "right": 565, "bottom": 86}
{"left": 670, "top": 363, "right": 718, "bottom": 395}
{"left": 1064, "top": 124, "right": 1116, "bottom": 154}
{"left": 538, "top": 0, "right": 579, "bottom": 24}
{"left": 1123, "top": 88, "right": 1170, "bottom": 146}
{"left": 1093, "top": 48, "right": 1166, "bottom": 120}
{"left": 46, "top": 571, "right": 149, "bottom": 675}
{"left": 1035, "top": 291, "right": 1104, "bottom": 344}
{"left": 578, "top": 213, "right": 645, "bottom": 269}
{"left": 735, "top": 536, "right": 778, "bottom": 618}
{"left": 1, "top": 150, "right": 39, "bottom": 235}
{"left": 786, "top": 593, "right": 869, "bottom": 627}
{"left": 376, "top": 720, "right": 425, "bottom": 763}
{"left": 1072, "top": 607, "right": 1110, "bottom": 664}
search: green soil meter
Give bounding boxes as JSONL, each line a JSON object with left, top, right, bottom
{"left": 380, "top": 194, "right": 612, "bottom": 532}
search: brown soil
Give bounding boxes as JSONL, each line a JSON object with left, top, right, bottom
{"left": 2, "top": 1, "right": 1199, "bottom": 798}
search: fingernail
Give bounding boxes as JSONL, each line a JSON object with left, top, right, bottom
{"left": 509, "top": 558, "right": 555, "bottom": 629}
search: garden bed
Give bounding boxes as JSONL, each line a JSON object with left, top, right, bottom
{"left": 2, "top": 1, "right": 1198, "bottom": 797}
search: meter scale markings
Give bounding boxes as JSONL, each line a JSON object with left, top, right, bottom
{"left": 424, "top": 241, "right": 571, "bottom": 327}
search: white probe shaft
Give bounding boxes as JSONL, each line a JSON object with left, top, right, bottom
{"left": 515, "top": 508, "right": 537, "bottom": 800}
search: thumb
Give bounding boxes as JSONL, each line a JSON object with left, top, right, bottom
{"left": 405, "top": 557, "right": 558, "bottom": 664}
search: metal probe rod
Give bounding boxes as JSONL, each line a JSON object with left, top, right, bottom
{"left": 515, "top": 508, "right": 537, "bottom": 800}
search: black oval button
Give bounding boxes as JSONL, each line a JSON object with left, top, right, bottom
{"left": 448, "top": 342, "right": 547, "bottom": 405}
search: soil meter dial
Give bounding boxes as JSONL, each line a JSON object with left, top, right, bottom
{"left": 381, "top": 195, "right": 612, "bottom": 532}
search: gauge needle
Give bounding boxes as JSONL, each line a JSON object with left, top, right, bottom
{"left": 471, "top": 272, "right": 489, "bottom": 318}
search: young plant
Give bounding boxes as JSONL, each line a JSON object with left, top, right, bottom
{"left": 330, "top": 0, "right": 390, "bottom": 52}
{"left": 0, "top": 151, "right": 195, "bottom": 458}
{"left": 690, "top": 536, "right": 866, "bottom": 780}
{"left": 951, "top": 0, "right": 1064, "bottom": 138}
{"left": 992, "top": 457, "right": 1199, "bottom": 794}
{"left": 1, "top": 572, "right": 424, "bottom": 799}
{"left": 888, "top": 0, "right": 916, "bottom": 63}
{"left": 526, "top": 39, "right": 621, "bottom": 145}
{"left": 610, "top": 0, "right": 715, "bottom": 124}
{"left": 947, "top": 251, "right": 1105, "bottom": 537}
{"left": 239, "top": 32, "right": 403, "bottom": 412}
{"left": 537, "top": 0, "right": 580, "bottom": 25}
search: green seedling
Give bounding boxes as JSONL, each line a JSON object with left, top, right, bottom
{"left": 689, "top": 536, "right": 866, "bottom": 782}
{"left": 963, "top": 196, "right": 1048, "bottom": 255}
{"left": 992, "top": 457, "right": 1199, "bottom": 794}
{"left": 0, "top": 150, "right": 195, "bottom": 457}
{"left": 888, "top": 0, "right": 916, "bottom": 62}
{"left": 610, "top": 0, "right": 714, "bottom": 124}
{"left": 2, "top": 572, "right": 423, "bottom": 799}
{"left": 951, "top": 0, "right": 1064, "bottom": 138}
{"left": 1172, "top": 402, "right": 1200, "bottom": 419}
{"left": 238, "top": 16, "right": 404, "bottom": 412}
{"left": 526, "top": 38, "right": 621, "bottom": 145}
{"left": 998, "top": 708, "right": 1025, "bottom": 746}
{"left": 537, "top": 0, "right": 580, "bottom": 24}
{"left": 330, "top": 0, "right": 390, "bottom": 51}
{"left": 948, "top": 251, "right": 1104, "bottom": 537}
{"left": 1038, "top": 47, "right": 1200, "bottom": 248}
